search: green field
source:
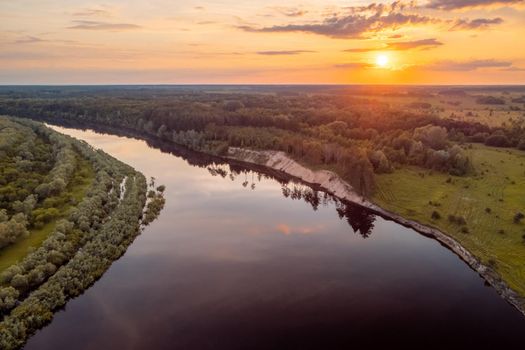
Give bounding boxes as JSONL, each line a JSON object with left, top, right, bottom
{"left": 363, "top": 92, "right": 525, "bottom": 127}
{"left": 373, "top": 144, "right": 525, "bottom": 295}
{"left": 0, "top": 154, "right": 94, "bottom": 273}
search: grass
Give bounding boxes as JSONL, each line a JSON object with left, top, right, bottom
{"left": 361, "top": 93, "right": 524, "bottom": 127}
{"left": 372, "top": 143, "right": 525, "bottom": 295}
{"left": 0, "top": 154, "right": 94, "bottom": 273}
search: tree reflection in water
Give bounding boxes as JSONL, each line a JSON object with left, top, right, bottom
{"left": 45, "top": 121, "right": 377, "bottom": 239}
{"left": 206, "top": 163, "right": 376, "bottom": 239}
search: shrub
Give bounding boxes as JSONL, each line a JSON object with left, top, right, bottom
{"left": 448, "top": 214, "right": 467, "bottom": 226}
{"left": 431, "top": 211, "right": 441, "bottom": 220}
{"left": 485, "top": 208, "right": 491, "bottom": 214}
{"left": 514, "top": 212, "right": 524, "bottom": 224}
{"left": 485, "top": 134, "right": 510, "bottom": 147}
{"left": 457, "top": 216, "right": 467, "bottom": 225}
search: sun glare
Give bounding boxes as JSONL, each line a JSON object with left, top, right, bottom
{"left": 376, "top": 54, "right": 389, "bottom": 68}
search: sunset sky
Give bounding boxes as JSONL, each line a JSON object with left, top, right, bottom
{"left": 1, "top": 0, "right": 524, "bottom": 84}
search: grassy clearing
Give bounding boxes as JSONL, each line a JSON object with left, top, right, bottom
{"left": 373, "top": 144, "right": 525, "bottom": 295}
{"left": 0, "top": 154, "right": 94, "bottom": 272}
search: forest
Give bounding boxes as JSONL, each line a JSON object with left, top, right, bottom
{"left": 0, "top": 85, "right": 510, "bottom": 195}
{"left": 0, "top": 116, "right": 164, "bottom": 349}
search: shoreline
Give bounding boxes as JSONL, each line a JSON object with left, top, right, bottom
{"left": 41, "top": 119, "right": 525, "bottom": 316}
{"left": 226, "top": 147, "right": 525, "bottom": 317}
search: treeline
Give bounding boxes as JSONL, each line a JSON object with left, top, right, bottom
{"left": 1, "top": 87, "right": 523, "bottom": 195}
{"left": 0, "top": 118, "right": 164, "bottom": 349}
{"left": 205, "top": 162, "right": 377, "bottom": 238}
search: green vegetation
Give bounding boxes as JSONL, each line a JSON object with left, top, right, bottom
{"left": 0, "top": 85, "right": 523, "bottom": 308}
{"left": 0, "top": 156, "right": 94, "bottom": 272}
{"left": 142, "top": 179, "right": 166, "bottom": 226}
{"left": 0, "top": 116, "right": 165, "bottom": 349}
{"left": 374, "top": 144, "right": 525, "bottom": 295}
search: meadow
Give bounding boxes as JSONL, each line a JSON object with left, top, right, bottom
{"left": 374, "top": 144, "right": 525, "bottom": 294}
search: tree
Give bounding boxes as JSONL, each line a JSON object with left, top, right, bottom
{"left": 485, "top": 134, "right": 510, "bottom": 147}
{"left": 369, "top": 150, "right": 392, "bottom": 173}
{"left": 0, "top": 287, "right": 19, "bottom": 311}
{"left": 414, "top": 125, "right": 448, "bottom": 150}
{"left": 514, "top": 212, "right": 524, "bottom": 224}
{"left": 10, "top": 274, "right": 29, "bottom": 290}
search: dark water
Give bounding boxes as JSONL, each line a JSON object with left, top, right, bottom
{"left": 24, "top": 126, "right": 525, "bottom": 349}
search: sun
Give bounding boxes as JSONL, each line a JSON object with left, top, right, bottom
{"left": 376, "top": 54, "right": 389, "bottom": 68}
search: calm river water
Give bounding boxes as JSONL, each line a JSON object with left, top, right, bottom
{"left": 24, "top": 125, "right": 525, "bottom": 349}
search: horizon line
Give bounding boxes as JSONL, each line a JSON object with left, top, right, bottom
{"left": 1, "top": 83, "right": 525, "bottom": 87}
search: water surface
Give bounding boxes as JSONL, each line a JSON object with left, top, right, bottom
{"left": 24, "top": 125, "right": 525, "bottom": 349}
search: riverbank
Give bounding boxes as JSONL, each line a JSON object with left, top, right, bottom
{"left": 27, "top": 119, "right": 525, "bottom": 316}
{"left": 225, "top": 147, "right": 525, "bottom": 316}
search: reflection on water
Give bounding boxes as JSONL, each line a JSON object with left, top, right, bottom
{"left": 206, "top": 162, "right": 376, "bottom": 239}
{"left": 24, "top": 123, "right": 525, "bottom": 350}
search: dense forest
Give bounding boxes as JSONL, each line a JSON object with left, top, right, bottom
{"left": 0, "top": 86, "right": 512, "bottom": 195}
{"left": 0, "top": 116, "right": 164, "bottom": 349}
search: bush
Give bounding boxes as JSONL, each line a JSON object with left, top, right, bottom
{"left": 485, "top": 207, "right": 491, "bottom": 214}
{"left": 431, "top": 211, "right": 441, "bottom": 220}
{"left": 488, "top": 259, "right": 498, "bottom": 268}
{"left": 448, "top": 214, "right": 467, "bottom": 226}
{"left": 485, "top": 134, "right": 510, "bottom": 147}
{"left": 514, "top": 212, "right": 525, "bottom": 224}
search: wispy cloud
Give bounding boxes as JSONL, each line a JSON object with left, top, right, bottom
{"left": 67, "top": 20, "right": 141, "bottom": 31}
{"left": 240, "top": 3, "right": 439, "bottom": 39}
{"left": 344, "top": 48, "right": 379, "bottom": 53}
{"left": 256, "top": 50, "right": 315, "bottom": 55}
{"left": 72, "top": 8, "right": 112, "bottom": 17}
{"left": 13, "top": 36, "right": 45, "bottom": 44}
{"left": 334, "top": 62, "right": 374, "bottom": 69}
{"left": 344, "top": 38, "right": 443, "bottom": 52}
{"left": 426, "top": 0, "right": 523, "bottom": 10}
{"left": 197, "top": 21, "right": 216, "bottom": 25}
{"left": 241, "top": 1, "right": 508, "bottom": 39}
{"left": 270, "top": 7, "right": 308, "bottom": 17}
{"left": 451, "top": 17, "right": 504, "bottom": 30}
{"left": 426, "top": 59, "right": 512, "bottom": 71}
{"left": 387, "top": 38, "right": 443, "bottom": 50}
{"left": 500, "top": 66, "right": 525, "bottom": 71}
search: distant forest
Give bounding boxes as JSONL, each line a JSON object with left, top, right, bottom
{"left": 1, "top": 85, "right": 524, "bottom": 195}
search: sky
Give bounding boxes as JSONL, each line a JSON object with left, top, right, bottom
{"left": 1, "top": 0, "right": 524, "bottom": 84}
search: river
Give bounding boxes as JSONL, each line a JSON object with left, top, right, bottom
{"left": 24, "top": 125, "right": 525, "bottom": 349}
